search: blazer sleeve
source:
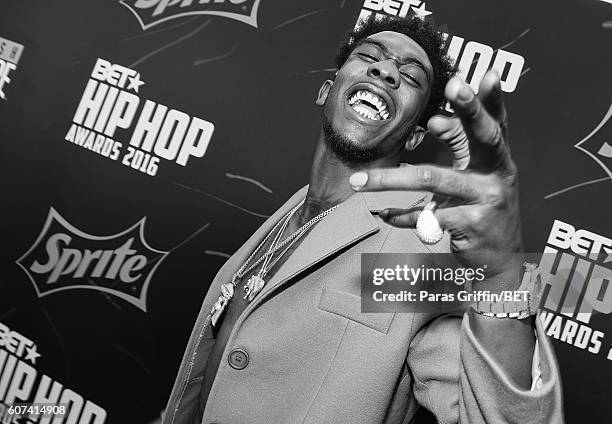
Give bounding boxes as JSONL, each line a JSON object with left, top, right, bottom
{"left": 407, "top": 312, "right": 564, "bottom": 424}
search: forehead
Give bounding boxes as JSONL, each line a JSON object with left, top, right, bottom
{"left": 364, "top": 31, "right": 432, "bottom": 70}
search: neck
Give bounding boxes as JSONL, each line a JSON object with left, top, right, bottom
{"left": 297, "top": 128, "right": 401, "bottom": 223}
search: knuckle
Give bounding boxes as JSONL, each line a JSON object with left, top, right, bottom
{"left": 417, "top": 166, "right": 438, "bottom": 189}
{"left": 484, "top": 184, "right": 505, "bottom": 207}
{"left": 447, "top": 126, "right": 467, "bottom": 145}
{"left": 376, "top": 171, "right": 387, "bottom": 187}
{"left": 466, "top": 99, "right": 482, "bottom": 120}
{"left": 492, "top": 123, "right": 504, "bottom": 146}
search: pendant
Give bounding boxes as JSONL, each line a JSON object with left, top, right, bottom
{"left": 243, "top": 275, "right": 265, "bottom": 302}
{"left": 210, "top": 283, "right": 235, "bottom": 326}
{"left": 221, "top": 282, "right": 234, "bottom": 299}
{"left": 416, "top": 202, "right": 443, "bottom": 245}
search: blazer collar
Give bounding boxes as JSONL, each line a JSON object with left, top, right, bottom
{"left": 242, "top": 185, "right": 429, "bottom": 312}
{"left": 212, "top": 186, "right": 309, "bottom": 287}
{"left": 197, "top": 184, "right": 431, "bottom": 332}
{"left": 220, "top": 183, "right": 429, "bottom": 283}
{"left": 196, "top": 186, "right": 309, "bottom": 322}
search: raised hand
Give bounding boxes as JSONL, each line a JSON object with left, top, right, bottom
{"left": 350, "top": 70, "right": 523, "bottom": 283}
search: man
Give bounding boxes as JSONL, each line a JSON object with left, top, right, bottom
{"left": 162, "top": 14, "right": 563, "bottom": 424}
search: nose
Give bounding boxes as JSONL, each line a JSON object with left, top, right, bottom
{"left": 367, "top": 59, "right": 400, "bottom": 89}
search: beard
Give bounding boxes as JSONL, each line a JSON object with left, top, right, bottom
{"left": 322, "top": 114, "right": 387, "bottom": 165}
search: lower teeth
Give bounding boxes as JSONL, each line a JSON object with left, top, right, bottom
{"left": 351, "top": 105, "right": 380, "bottom": 120}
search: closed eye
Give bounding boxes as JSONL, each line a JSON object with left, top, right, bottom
{"left": 357, "top": 52, "right": 378, "bottom": 61}
{"left": 400, "top": 72, "right": 421, "bottom": 88}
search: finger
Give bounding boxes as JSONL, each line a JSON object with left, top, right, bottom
{"left": 350, "top": 165, "right": 481, "bottom": 200}
{"left": 380, "top": 205, "right": 459, "bottom": 235}
{"left": 427, "top": 115, "right": 470, "bottom": 170}
{"left": 446, "top": 76, "right": 502, "bottom": 149}
{"left": 446, "top": 76, "right": 515, "bottom": 174}
{"left": 379, "top": 193, "right": 454, "bottom": 225}
{"left": 478, "top": 70, "right": 507, "bottom": 127}
{"left": 477, "top": 71, "right": 517, "bottom": 174}
{"left": 380, "top": 205, "right": 474, "bottom": 249}
{"left": 379, "top": 208, "right": 420, "bottom": 228}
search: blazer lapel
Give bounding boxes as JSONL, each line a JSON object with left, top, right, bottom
{"left": 197, "top": 186, "right": 309, "bottom": 319}
{"left": 246, "top": 188, "right": 430, "bottom": 309}
{"left": 211, "top": 181, "right": 428, "bottom": 310}
{"left": 247, "top": 191, "right": 380, "bottom": 309}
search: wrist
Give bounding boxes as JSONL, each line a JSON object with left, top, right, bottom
{"left": 468, "top": 262, "right": 542, "bottom": 319}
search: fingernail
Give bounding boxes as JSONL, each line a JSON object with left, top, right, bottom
{"left": 379, "top": 209, "right": 389, "bottom": 219}
{"left": 349, "top": 172, "right": 368, "bottom": 190}
{"left": 457, "top": 84, "right": 473, "bottom": 102}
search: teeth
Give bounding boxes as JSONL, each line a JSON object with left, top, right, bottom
{"left": 353, "top": 104, "right": 379, "bottom": 120}
{"left": 348, "top": 89, "right": 390, "bottom": 120}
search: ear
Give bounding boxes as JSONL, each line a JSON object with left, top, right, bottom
{"left": 316, "top": 80, "right": 333, "bottom": 106}
{"left": 404, "top": 126, "right": 426, "bottom": 151}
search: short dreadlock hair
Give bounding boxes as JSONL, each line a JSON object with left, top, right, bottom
{"left": 335, "top": 14, "right": 455, "bottom": 127}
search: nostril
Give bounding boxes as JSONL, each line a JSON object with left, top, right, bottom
{"left": 385, "top": 76, "right": 395, "bottom": 85}
{"left": 371, "top": 68, "right": 380, "bottom": 77}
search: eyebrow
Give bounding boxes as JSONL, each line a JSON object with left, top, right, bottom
{"left": 356, "top": 39, "right": 432, "bottom": 83}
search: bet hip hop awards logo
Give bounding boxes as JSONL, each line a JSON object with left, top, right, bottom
{"left": 356, "top": 0, "right": 526, "bottom": 97}
{"left": 66, "top": 58, "right": 215, "bottom": 177}
{"left": 537, "top": 220, "right": 612, "bottom": 360}
{"left": 0, "top": 321, "right": 108, "bottom": 423}
{"left": 120, "top": 0, "right": 262, "bottom": 29}
{"left": 360, "top": 0, "right": 432, "bottom": 19}
{"left": 16, "top": 208, "right": 168, "bottom": 312}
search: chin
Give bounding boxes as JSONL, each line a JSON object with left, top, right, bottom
{"left": 322, "top": 115, "right": 386, "bottom": 165}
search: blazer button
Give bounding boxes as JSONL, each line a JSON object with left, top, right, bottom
{"left": 228, "top": 348, "right": 249, "bottom": 370}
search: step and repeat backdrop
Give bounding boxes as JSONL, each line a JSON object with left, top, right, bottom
{"left": 1, "top": 0, "right": 611, "bottom": 422}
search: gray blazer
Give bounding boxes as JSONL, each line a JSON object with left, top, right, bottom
{"left": 162, "top": 186, "right": 564, "bottom": 424}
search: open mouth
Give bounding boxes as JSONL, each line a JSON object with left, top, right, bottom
{"left": 348, "top": 89, "right": 391, "bottom": 121}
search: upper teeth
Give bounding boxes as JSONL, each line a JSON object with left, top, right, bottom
{"left": 348, "top": 89, "right": 390, "bottom": 120}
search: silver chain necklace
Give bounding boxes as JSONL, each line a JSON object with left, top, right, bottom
{"left": 210, "top": 199, "right": 341, "bottom": 326}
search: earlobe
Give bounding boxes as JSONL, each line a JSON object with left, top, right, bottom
{"left": 316, "top": 80, "right": 333, "bottom": 106}
{"left": 404, "top": 126, "right": 426, "bottom": 151}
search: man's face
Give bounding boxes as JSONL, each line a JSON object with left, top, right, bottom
{"left": 319, "top": 31, "right": 434, "bottom": 161}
